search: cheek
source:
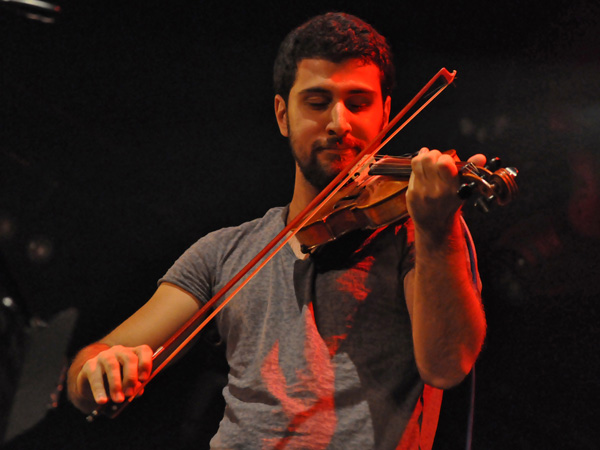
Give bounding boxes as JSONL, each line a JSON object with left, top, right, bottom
{"left": 371, "top": 111, "right": 388, "bottom": 136}
{"left": 290, "top": 115, "right": 322, "bottom": 141}
{"left": 356, "top": 116, "right": 384, "bottom": 141}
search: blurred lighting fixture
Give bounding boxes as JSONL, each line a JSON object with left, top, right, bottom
{"left": 1, "top": 0, "right": 61, "bottom": 24}
{"left": 26, "top": 236, "right": 53, "bottom": 263}
{"left": 0, "top": 214, "right": 16, "bottom": 241}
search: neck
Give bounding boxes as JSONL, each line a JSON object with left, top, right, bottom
{"left": 287, "top": 166, "right": 320, "bottom": 225}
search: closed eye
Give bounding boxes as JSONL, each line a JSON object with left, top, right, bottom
{"left": 305, "top": 96, "right": 331, "bottom": 110}
{"left": 346, "top": 95, "right": 373, "bottom": 112}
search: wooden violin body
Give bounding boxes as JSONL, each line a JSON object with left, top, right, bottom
{"left": 296, "top": 175, "right": 410, "bottom": 252}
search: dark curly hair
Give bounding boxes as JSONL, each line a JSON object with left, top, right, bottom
{"left": 273, "top": 12, "right": 395, "bottom": 102}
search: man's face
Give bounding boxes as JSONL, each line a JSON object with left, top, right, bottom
{"left": 275, "top": 58, "right": 391, "bottom": 191}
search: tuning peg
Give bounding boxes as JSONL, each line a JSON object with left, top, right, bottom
{"left": 457, "top": 182, "right": 477, "bottom": 199}
{"left": 485, "top": 157, "right": 502, "bottom": 172}
{"left": 474, "top": 196, "right": 493, "bottom": 213}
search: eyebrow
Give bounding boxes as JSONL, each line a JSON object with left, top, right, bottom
{"left": 298, "top": 87, "right": 377, "bottom": 96}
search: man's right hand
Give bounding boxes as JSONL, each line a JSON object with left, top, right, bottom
{"left": 66, "top": 283, "right": 202, "bottom": 414}
{"left": 67, "top": 343, "right": 153, "bottom": 413}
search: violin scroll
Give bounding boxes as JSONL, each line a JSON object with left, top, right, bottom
{"left": 457, "top": 157, "right": 518, "bottom": 213}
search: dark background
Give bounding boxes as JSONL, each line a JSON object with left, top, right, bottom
{"left": 1, "top": 1, "right": 599, "bottom": 449}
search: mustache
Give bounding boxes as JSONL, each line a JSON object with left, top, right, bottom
{"left": 312, "top": 136, "right": 364, "bottom": 153}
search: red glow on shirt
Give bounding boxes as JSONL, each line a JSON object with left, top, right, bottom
{"left": 260, "top": 314, "right": 337, "bottom": 449}
{"left": 399, "top": 218, "right": 415, "bottom": 245}
{"left": 335, "top": 255, "right": 375, "bottom": 301}
{"left": 323, "top": 333, "right": 347, "bottom": 357}
{"left": 356, "top": 225, "right": 387, "bottom": 251}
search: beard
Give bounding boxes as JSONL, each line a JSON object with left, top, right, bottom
{"left": 289, "top": 132, "right": 364, "bottom": 192}
{"left": 292, "top": 147, "right": 338, "bottom": 192}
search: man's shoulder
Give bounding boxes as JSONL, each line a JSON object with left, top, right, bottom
{"left": 197, "top": 206, "right": 287, "bottom": 255}
{"left": 211, "top": 206, "right": 286, "bottom": 239}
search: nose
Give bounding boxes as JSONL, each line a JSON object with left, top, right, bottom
{"left": 326, "top": 101, "right": 352, "bottom": 137}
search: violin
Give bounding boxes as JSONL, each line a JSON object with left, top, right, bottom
{"left": 296, "top": 151, "right": 518, "bottom": 253}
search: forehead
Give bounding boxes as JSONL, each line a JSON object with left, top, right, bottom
{"left": 291, "top": 58, "right": 383, "bottom": 96}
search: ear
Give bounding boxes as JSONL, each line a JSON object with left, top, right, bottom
{"left": 274, "top": 94, "right": 289, "bottom": 137}
{"left": 383, "top": 95, "right": 391, "bottom": 127}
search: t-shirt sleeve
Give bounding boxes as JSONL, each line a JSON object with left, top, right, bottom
{"left": 159, "top": 233, "right": 220, "bottom": 305}
{"left": 157, "top": 208, "right": 286, "bottom": 307}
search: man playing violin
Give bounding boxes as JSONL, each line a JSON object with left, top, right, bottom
{"left": 67, "top": 12, "right": 486, "bottom": 449}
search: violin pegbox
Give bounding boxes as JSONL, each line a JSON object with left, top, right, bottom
{"left": 457, "top": 157, "right": 518, "bottom": 213}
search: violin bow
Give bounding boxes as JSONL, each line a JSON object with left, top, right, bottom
{"left": 89, "top": 67, "right": 457, "bottom": 420}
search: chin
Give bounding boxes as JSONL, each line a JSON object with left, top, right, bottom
{"left": 320, "top": 152, "right": 354, "bottom": 171}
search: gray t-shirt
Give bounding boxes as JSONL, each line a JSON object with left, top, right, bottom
{"left": 161, "top": 206, "right": 443, "bottom": 449}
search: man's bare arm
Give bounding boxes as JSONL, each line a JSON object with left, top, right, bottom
{"left": 404, "top": 148, "right": 487, "bottom": 389}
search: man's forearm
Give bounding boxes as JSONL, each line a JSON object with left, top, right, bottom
{"left": 409, "top": 215, "right": 486, "bottom": 389}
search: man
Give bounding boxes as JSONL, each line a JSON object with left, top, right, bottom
{"left": 67, "top": 12, "right": 486, "bottom": 449}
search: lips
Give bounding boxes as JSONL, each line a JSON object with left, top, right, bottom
{"left": 313, "top": 137, "right": 363, "bottom": 154}
{"left": 318, "top": 148, "right": 359, "bottom": 163}
{"left": 317, "top": 145, "right": 360, "bottom": 155}
{"left": 321, "top": 147, "right": 354, "bottom": 152}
